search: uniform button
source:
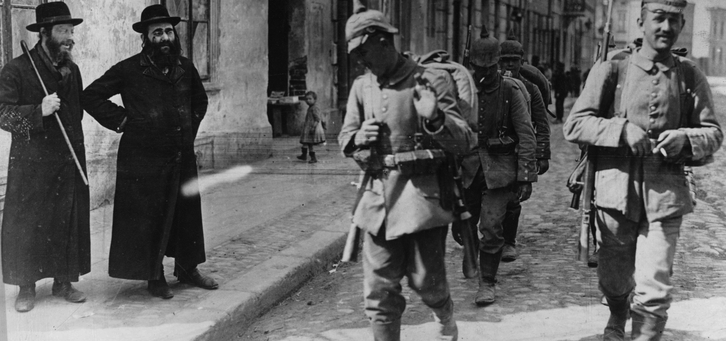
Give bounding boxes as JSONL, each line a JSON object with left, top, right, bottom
{"left": 650, "top": 118, "right": 656, "bottom": 123}
{"left": 651, "top": 93, "right": 657, "bottom": 98}
{"left": 175, "top": 126, "right": 181, "bottom": 131}
{"left": 652, "top": 80, "right": 659, "bottom": 85}
{"left": 650, "top": 106, "right": 656, "bottom": 111}
{"left": 177, "top": 152, "right": 182, "bottom": 157}
{"left": 382, "top": 107, "right": 387, "bottom": 112}
{"left": 647, "top": 130, "right": 653, "bottom": 134}
{"left": 382, "top": 95, "right": 388, "bottom": 99}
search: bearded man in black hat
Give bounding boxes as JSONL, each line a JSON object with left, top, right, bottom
{"left": 0, "top": 2, "right": 88, "bottom": 313}
{"left": 82, "top": 4, "right": 217, "bottom": 299}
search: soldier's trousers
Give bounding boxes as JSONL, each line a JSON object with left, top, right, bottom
{"left": 363, "top": 225, "right": 454, "bottom": 327}
{"left": 464, "top": 168, "right": 518, "bottom": 254}
{"left": 596, "top": 208, "right": 681, "bottom": 319}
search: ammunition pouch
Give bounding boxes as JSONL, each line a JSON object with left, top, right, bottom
{"left": 485, "top": 135, "right": 517, "bottom": 153}
{"left": 352, "top": 149, "right": 447, "bottom": 176}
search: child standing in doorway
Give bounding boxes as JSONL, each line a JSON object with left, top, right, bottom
{"left": 297, "top": 91, "right": 326, "bottom": 163}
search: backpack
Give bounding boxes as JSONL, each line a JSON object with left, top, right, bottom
{"left": 405, "top": 50, "right": 479, "bottom": 128}
{"left": 567, "top": 50, "right": 707, "bottom": 196}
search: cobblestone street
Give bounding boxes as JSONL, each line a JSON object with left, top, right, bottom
{"left": 239, "top": 80, "right": 726, "bottom": 341}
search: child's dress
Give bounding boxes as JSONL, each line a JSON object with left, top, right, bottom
{"left": 300, "top": 105, "right": 326, "bottom": 145}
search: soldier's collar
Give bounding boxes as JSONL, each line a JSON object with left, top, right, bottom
{"left": 377, "top": 56, "right": 417, "bottom": 87}
{"left": 633, "top": 47, "right": 675, "bottom": 72}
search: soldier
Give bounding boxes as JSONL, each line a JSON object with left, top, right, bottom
{"left": 339, "top": 7, "right": 474, "bottom": 340}
{"left": 0, "top": 2, "right": 89, "bottom": 312}
{"left": 563, "top": 0, "right": 722, "bottom": 339}
{"left": 499, "top": 37, "right": 551, "bottom": 262}
{"left": 461, "top": 27, "right": 537, "bottom": 306}
{"left": 552, "top": 62, "right": 569, "bottom": 124}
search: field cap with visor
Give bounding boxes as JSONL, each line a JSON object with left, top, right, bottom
{"left": 641, "top": 0, "right": 687, "bottom": 13}
{"left": 346, "top": 8, "right": 399, "bottom": 53}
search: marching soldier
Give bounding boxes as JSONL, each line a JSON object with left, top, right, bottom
{"left": 563, "top": 0, "right": 722, "bottom": 339}
{"left": 461, "top": 27, "right": 538, "bottom": 306}
{"left": 499, "top": 37, "right": 551, "bottom": 262}
{"left": 339, "top": 7, "right": 474, "bottom": 340}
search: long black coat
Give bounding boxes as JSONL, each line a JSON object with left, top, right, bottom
{"left": 82, "top": 54, "right": 208, "bottom": 280}
{"left": 0, "top": 43, "right": 90, "bottom": 285}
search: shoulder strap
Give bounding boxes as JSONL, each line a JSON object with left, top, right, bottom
{"left": 500, "top": 77, "right": 514, "bottom": 136}
{"left": 674, "top": 56, "right": 696, "bottom": 128}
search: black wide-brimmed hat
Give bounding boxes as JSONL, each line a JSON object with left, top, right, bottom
{"left": 132, "top": 5, "right": 181, "bottom": 33}
{"left": 26, "top": 2, "right": 83, "bottom": 32}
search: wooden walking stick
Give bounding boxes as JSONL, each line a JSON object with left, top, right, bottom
{"left": 20, "top": 40, "right": 88, "bottom": 186}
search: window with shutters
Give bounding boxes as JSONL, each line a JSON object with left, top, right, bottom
{"left": 162, "top": 0, "right": 218, "bottom": 84}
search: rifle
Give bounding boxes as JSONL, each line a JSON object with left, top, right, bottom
{"left": 575, "top": 0, "right": 615, "bottom": 264}
{"left": 451, "top": 24, "right": 479, "bottom": 279}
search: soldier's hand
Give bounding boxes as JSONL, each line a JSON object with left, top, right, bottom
{"left": 653, "top": 130, "right": 688, "bottom": 159}
{"left": 536, "top": 159, "right": 550, "bottom": 175}
{"left": 621, "top": 122, "right": 651, "bottom": 157}
{"left": 413, "top": 76, "right": 438, "bottom": 121}
{"left": 41, "top": 93, "right": 60, "bottom": 117}
{"left": 354, "top": 118, "right": 381, "bottom": 146}
{"left": 451, "top": 222, "right": 463, "bottom": 246}
{"left": 517, "top": 182, "right": 533, "bottom": 202}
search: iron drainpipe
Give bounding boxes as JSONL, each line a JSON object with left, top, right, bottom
{"left": 453, "top": 0, "right": 462, "bottom": 61}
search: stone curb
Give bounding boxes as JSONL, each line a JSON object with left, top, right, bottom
{"left": 191, "top": 216, "right": 350, "bottom": 340}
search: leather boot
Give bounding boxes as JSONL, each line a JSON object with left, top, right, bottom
{"left": 308, "top": 152, "right": 318, "bottom": 163}
{"left": 431, "top": 298, "right": 458, "bottom": 341}
{"left": 475, "top": 250, "right": 502, "bottom": 306}
{"left": 631, "top": 311, "right": 668, "bottom": 341}
{"left": 603, "top": 293, "right": 631, "bottom": 341}
{"left": 370, "top": 320, "right": 401, "bottom": 341}
{"left": 296, "top": 148, "right": 308, "bottom": 161}
{"left": 52, "top": 279, "right": 87, "bottom": 303}
{"left": 15, "top": 284, "right": 36, "bottom": 313}
{"left": 175, "top": 264, "right": 219, "bottom": 290}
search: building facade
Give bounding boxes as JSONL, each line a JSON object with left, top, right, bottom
{"left": 707, "top": 6, "right": 726, "bottom": 76}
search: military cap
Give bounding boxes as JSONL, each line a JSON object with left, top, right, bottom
{"left": 345, "top": 8, "right": 399, "bottom": 53}
{"left": 500, "top": 39, "right": 524, "bottom": 59}
{"left": 470, "top": 24, "right": 500, "bottom": 67}
{"left": 641, "top": 0, "right": 687, "bottom": 14}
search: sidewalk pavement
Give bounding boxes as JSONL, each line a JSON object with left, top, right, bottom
{"left": 2, "top": 137, "right": 361, "bottom": 341}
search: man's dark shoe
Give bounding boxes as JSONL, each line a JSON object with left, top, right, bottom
{"left": 474, "top": 281, "right": 496, "bottom": 306}
{"left": 175, "top": 266, "right": 219, "bottom": 290}
{"left": 148, "top": 277, "right": 174, "bottom": 299}
{"left": 15, "top": 285, "right": 36, "bottom": 313}
{"left": 52, "top": 281, "right": 86, "bottom": 303}
{"left": 588, "top": 249, "right": 599, "bottom": 268}
{"left": 501, "top": 244, "right": 518, "bottom": 262}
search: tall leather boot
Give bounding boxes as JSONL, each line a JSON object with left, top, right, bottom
{"left": 308, "top": 152, "right": 318, "bottom": 163}
{"left": 631, "top": 311, "right": 668, "bottom": 341}
{"left": 296, "top": 147, "right": 308, "bottom": 161}
{"left": 603, "top": 293, "right": 631, "bottom": 341}
{"left": 431, "top": 297, "right": 458, "bottom": 341}
{"left": 475, "top": 250, "right": 502, "bottom": 306}
{"left": 370, "top": 320, "right": 401, "bottom": 341}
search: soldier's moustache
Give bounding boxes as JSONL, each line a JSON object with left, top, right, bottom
{"left": 181, "top": 165, "right": 253, "bottom": 197}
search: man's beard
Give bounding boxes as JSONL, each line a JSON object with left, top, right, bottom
{"left": 45, "top": 34, "right": 74, "bottom": 64}
{"left": 143, "top": 37, "right": 181, "bottom": 70}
